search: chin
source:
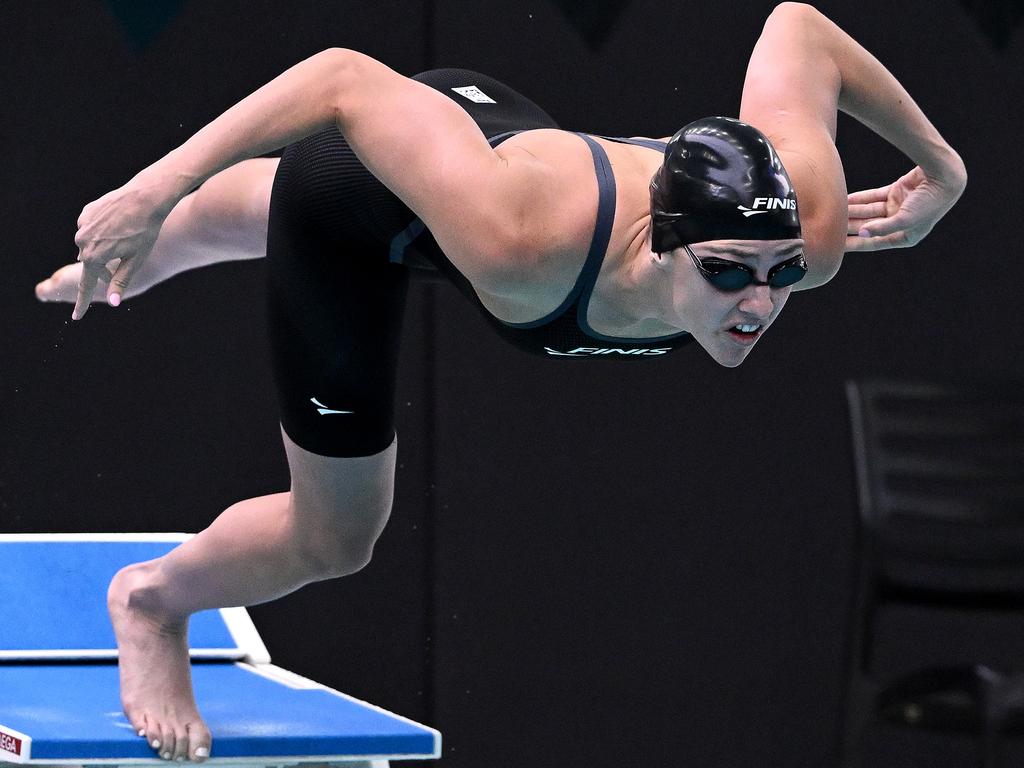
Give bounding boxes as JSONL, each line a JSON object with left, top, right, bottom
{"left": 715, "top": 354, "right": 748, "bottom": 369}
{"left": 696, "top": 331, "right": 762, "bottom": 367}
{"left": 702, "top": 344, "right": 751, "bottom": 368}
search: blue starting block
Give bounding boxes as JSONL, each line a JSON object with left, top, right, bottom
{"left": 0, "top": 534, "right": 441, "bottom": 768}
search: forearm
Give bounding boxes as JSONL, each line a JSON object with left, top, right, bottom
{"left": 132, "top": 49, "right": 350, "bottom": 208}
{"left": 807, "top": 5, "right": 965, "bottom": 181}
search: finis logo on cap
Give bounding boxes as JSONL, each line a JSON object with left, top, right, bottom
{"left": 737, "top": 197, "right": 797, "bottom": 217}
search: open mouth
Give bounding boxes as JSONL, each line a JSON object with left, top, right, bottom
{"left": 726, "top": 323, "right": 763, "bottom": 344}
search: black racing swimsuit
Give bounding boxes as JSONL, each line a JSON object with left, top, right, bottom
{"left": 265, "top": 68, "right": 693, "bottom": 458}
{"left": 392, "top": 132, "right": 693, "bottom": 359}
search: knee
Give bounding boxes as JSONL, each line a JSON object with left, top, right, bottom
{"left": 282, "top": 431, "right": 398, "bottom": 579}
{"left": 292, "top": 500, "right": 391, "bottom": 580}
{"left": 301, "top": 532, "right": 379, "bottom": 580}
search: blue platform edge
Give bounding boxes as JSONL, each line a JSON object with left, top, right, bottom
{"left": 0, "top": 663, "right": 440, "bottom": 761}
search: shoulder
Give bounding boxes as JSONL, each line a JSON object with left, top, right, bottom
{"left": 472, "top": 130, "right": 600, "bottom": 286}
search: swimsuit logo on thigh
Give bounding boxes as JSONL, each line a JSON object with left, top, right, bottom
{"left": 543, "top": 347, "right": 671, "bottom": 357}
{"left": 310, "top": 397, "right": 353, "bottom": 415}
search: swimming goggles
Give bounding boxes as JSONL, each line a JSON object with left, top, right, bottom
{"left": 683, "top": 244, "right": 807, "bottom": 292}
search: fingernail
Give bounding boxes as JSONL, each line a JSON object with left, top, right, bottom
{"left": 858, "top": 228, "right": 870, "bottom": 238}
{"left": 109, "top": 293, "right": 121, "bottom": 307}
{"left": 194, "top": 748, "right": 209, "bottom": 758}
{"left": 151, "top": 739, "right": 161, "bottom": 749}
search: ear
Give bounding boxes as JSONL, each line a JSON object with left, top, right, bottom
{"left": 650, "top": 246, "right": 681, "bottom": 274}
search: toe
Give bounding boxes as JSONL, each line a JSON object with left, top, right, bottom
{"left": 172, "top": 726, "right": 190, "bottom": 762}
{"left": 143, "top": 715, "right": 161, "bottom": 752}
{"left": 160, "top": 728, "right": 176, "bottom": 761}
{"left": 126, "top": 709, "right": 145, "bottom": 737}
{"left": 188, "top": 722, "right": 212, "bottom": 763}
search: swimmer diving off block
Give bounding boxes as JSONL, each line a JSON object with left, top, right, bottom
{"left": 36, "top": 4, "right": 965, "bottom": 763}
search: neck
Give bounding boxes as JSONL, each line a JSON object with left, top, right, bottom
{"left": 586, "top": 221, "right": 685, "bottom": 337}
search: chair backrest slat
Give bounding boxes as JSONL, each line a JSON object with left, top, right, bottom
{"left": 847, "top": 379, "right": 1024, "bottom": 573}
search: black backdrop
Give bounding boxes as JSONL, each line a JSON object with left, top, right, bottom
{"left": 3, "top": 1, "right": 1023, "bottom": 766}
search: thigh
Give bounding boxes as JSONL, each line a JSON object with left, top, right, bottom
{"left": 266, "top": 128, "right": 412, "bottom": 458}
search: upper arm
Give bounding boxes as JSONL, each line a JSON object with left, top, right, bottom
{"left": 334, "top": 50, "right": 544, "bottom": 282}
{"left": 739, "top": 3, "right": 848, "bottom": 289}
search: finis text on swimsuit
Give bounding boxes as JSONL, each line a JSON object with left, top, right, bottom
{"left": 544, "top": 347, "right": 671, "bottom": 356}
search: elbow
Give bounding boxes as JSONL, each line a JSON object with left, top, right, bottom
{"left": 319, "top": 47, "right": 367, "bottom": 128}
{"left": 770, "top": 2, "right": 819, "bottom": 19}
{"left": 767, "top": 2, "right": 826, "bottom": 34}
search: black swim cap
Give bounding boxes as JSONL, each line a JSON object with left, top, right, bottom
{"left": 649, "top": 116, "right": 800, "bottom": 253}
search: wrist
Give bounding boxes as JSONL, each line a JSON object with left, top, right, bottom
{"left": 130, "top": 150, "right": 201, "bottom": 216}
{"left": 921, "top": 142, "right": 967, "bottom": 189}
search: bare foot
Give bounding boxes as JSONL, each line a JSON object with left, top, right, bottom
{"left": 108, "top": 564, "right": 212, "bottom": 762}
{"left": 35, "top": 262, "right": 107, "bottom": 304}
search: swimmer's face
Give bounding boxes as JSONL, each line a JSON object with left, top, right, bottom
{"left": 671, "top": 239, "right": 804, "bottom": 368}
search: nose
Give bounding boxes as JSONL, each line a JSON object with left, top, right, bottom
{"left": 737, "top": 284, "right": 774, "bottom": 321}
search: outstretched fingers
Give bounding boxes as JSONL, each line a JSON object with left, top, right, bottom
{"left": 107, "top": 255, "right": 142, "bottom": 306}
{"left": 72, "top": 262, "right": 105, "bottom": 320}
{"left": 845, "top": 230, "right": 912, "bottom": 252}
{"left": 847, "top": 200, "right": 889, "bottom": 223}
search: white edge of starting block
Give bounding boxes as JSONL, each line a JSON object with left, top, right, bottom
{"left": 238, "top": 663, "right": 442, "bottom": 760}
{"left": 0, "top": 760, "right": 392, "bottom": 767}
{"left": 220, "top": 609, "right": 270, "bottom": 665}
{"left": 0, "top": 723, "right": 31, "bottom": 763}
{"left": 0, "top": 533, "right": 192, "bottom": 543}
{"left": 0, "top": 533, "right": 269, "bottom": 665}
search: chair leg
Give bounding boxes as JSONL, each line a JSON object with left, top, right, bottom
{"left": 979, "top": 674, "right": 1003, "bottom": 768}
{"left": 979, "top": 720, "right": 998, "bottom": 768}
{"left": 838, "top": 676, "right": 874, "bottom": 768}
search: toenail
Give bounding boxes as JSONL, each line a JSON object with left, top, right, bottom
{"left": 176, "top": 758, "right": 184, "bottom": 762}
{"left": 162, "top": 752, "right": 171, "bottom": 760}
{"left": 194, "top": 748, "right": 209, "bottom": 758}
{"left": 151, "top": 740, "right": 161, "bottom": 749}
{"left": 138, "top": 729, "right": 146, "bottom": 737}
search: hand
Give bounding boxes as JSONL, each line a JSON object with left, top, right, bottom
{"left": 72, "top": 181, "right": 173, "bottom": 319}
{"left": 36, "top": 260, "right": 117, "bottom": 305}
{"left": 844, "top": 164, "right": 967, "bottom": 252}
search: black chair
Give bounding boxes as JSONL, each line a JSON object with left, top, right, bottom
{"left": 837, "top": 379, "right": 1024, "bottom": 768}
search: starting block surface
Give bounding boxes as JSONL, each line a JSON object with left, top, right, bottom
{"left": 0, "top": 534, "right": 440, "bottom": 766}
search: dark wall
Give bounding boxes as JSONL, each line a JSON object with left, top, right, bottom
{"left": 4, "top": 1, "right": 1022, "bottom": 767}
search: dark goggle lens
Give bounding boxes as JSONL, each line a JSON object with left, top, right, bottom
{"left": 700, "top": 255, "right": 807, "bottom": 292}
{"left": 767, "top": 262, "right": 807, "bottom": 288}
{"left": 707, "top": 268, "right": 753, "bottom": 291}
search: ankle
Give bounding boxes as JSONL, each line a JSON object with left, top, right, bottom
{"left": 111, "top": 561, "right": 188, "bottom": 627}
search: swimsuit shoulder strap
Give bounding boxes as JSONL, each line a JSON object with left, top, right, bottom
{"left": 571, "top": 132, "right": 618, "bottom": 302}
{"left": 472, "top": 130, "right": 618, "bottom": 329}
{"left": 598, "top": 135, "right": 668, "bottom": 153}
